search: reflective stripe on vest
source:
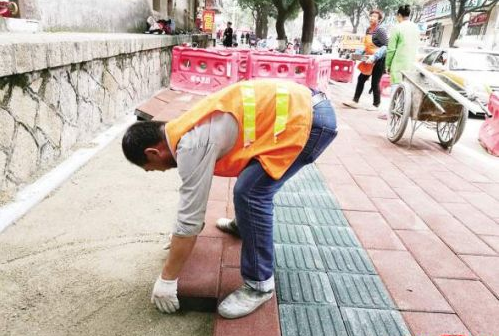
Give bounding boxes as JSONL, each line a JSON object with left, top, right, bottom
{"left": 240, "top": 82, "right": 290, "bottom": 146}
{"left": 240, "top": 82, "right": 256, "bottom": 146}
{"left": 274, "top": 84, "right": 290, "bottom": 142}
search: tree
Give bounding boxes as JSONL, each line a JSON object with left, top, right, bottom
{"left": 238, "top": 0, "right": 275, "bottom": 38}
{"left": 448, "top": 0, "right": 498, "bottom": 47}
{"left": 336, "top": 0, "right": 368, "bottom": 33}
{"left": 271, "top": 0, "right": 300, "bottom": 50}
{"left": 299, "top": 0, "right": 318, "bottom": 54}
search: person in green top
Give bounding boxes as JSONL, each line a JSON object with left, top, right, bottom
{"left": 380, "top": 4, "right": 420, "bottom": 119}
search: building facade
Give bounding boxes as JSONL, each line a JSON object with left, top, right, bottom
{"left": 422, "top": 0, "right": 499, "bottom": 50}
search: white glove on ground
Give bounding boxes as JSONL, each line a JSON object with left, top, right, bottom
{"left": 151, "top": 276, "right": 180, "bottom": 313}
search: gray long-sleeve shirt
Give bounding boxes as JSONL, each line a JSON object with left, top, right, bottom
{"left": 167, "top": 112, "right": 238, "bottom": 236}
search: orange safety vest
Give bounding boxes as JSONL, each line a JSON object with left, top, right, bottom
{"left": 357, "top": 31, "right": 379, "bottom": 76}
{"left": 165, "top": 79, "right": 313, "bottom": 180}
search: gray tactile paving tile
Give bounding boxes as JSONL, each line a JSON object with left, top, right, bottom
{"left": 274, "top": 244, "right": 325, "bottom": 271}
{"left": 275, "top": 164, "right": 410, "bottom": 336}
{"left": 279, "top": 304, "right": 349, "bottom": 336}
{"left": 274, "top": 206, "right": 309, "bottom": 225}
{"left": 328, "top": 273, "right": 395, "bottom": 309}
{"left": 276, "top": 270, "right": 336, "bottom": 304}
{"left": 311, "top": 226, "right": 361, "bottom": 247}
{"left": 307, "top": 208, "right": 349, "bottom": 226}
{"left": 274, "top": 192, "right": 302, "bottom": 207}
{"left": 318, "top": 246, "right": 376, "bottom": 274}
{"left": 281, "top": 178, "right": 328, "bottom": 193}
{"left": 299, "top": 192, "right": 341, "bottom": 209}
{"left": 273, "top": 224, "right": 315, "bottom": 245}
{"left": 341, "top": 307, "right": 411, "bottom": 336}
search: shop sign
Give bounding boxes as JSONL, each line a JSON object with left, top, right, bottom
{"left": 423, "top": 0, "right": 485, "bottom": 20}
{"left": 469, "top": 12, "right": 488, "bottom": 26}
{"left": 202, "top": 10, "right": 215, "bottom": 32}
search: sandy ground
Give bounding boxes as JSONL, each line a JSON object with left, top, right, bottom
{"left": 0, "top": 135, "right": 213, "bottom": 336}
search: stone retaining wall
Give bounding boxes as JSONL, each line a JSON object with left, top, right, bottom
{"left": 0, "top": 33, "right": 210, "bottom": 201}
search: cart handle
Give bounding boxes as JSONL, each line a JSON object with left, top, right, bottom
{"left": 426, "top": 92, "right": 446, "bottom": 114}
{"left": 414, "top": 63, "right": 485, "bottom": 114}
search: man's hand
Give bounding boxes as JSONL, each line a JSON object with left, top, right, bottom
{"left": 151, "top": 276, "right": 180, "bottom": 313}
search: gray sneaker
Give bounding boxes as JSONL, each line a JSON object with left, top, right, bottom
{"left": 215, "top": 218, "right": 240, "bottom": 237}
{"left": 218, "top": 284, "right": 273, "bottom": 319}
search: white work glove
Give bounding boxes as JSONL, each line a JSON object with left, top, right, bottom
{"left": 366, "top": 55, "right": 375, "bottom": 64}
{"left": 151, "top": 276, "right": 180, "bottom": 313}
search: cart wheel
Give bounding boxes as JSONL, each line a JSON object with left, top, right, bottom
{"left": 437, "top": 107, "right": 468, "bottom": 148}
{"left": 387, "top": 82, "right": 412, "bottom": 143}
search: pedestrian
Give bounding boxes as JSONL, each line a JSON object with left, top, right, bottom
{"left": 343, "top": 9, "right": 388, "bottom": 111}
{"left": 245, "top": 32, "right": 250, "bottom": 45}
{"left": 121, "top": 79, "right": 338, "bottom": 319}
{"left": 241, "top": 32, "right": 245, "bottom": 44}
{"left": 285, "top": 42, "right": 294, "bottom": 54}
{"left": 223, "top": 21, "right": 233, "bottom": 47}
{"left": 380, "top": 4, "right": 420, "bottom": 119}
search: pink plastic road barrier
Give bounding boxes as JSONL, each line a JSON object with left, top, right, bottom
{"left": 479, "top": 93, "right": 499, "bottom": 156}
{"left": 330, "top": 59, "right": 354, "bottom": 83}
{"left": 245, "top": 52, "right": 314, "bottom": 87}
{"left": 170, "top": 46, "right": 239, "bottom": 95}
{"left": 308, "top": 57, "right": 332, "bottom": 92}
{"left": 379, "top": 73, "right": 391, "bottom": 97}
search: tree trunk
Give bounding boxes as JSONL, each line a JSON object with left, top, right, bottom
{"left": 299, "top": 0, "right": 316, "bottom": 54}
{"left": 449, "top": 24, "right": 462, "bottom": 47}
{"left": 276, "top": 10, "right": 287, "bottom": 51}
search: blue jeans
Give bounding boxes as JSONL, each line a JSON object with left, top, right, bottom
{"left": 233, "top": 99, "right": 338, "bottom": 292}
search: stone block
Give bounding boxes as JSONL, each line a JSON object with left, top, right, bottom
{"left": 0, "top": 44, "right": 15, "bottom": 77}
{"left": 402, "top": 312, "right": 472, "bottom": 336}
{"left": 59, "top": 80, "right": 78, "bottom": 124}
{"left": 274, "top": 206, "right": 309, "bottom": 225}
{"left": 308, "top": 208, "right": 349, "bottom": 226}
{"left": 9, "top": 126, "right": 39, "bottom": 182}
{"left": 29, "top": 77, "right": 43, "bottom": 94}
{"left": 13, "top": 43, "right": 33, "bottom": 74}
{"left": 43, "top": 77, "right": 61, "bottom": 109}
{"left": 37, "top": 102, "right": 62, "bottom": 145}
{"left": 273, "top": 224, "right": 315, "bottom": 245}
{"left": 39, "top": 142, "right": 60, "bottom": 169}
{"left": 0, "top": 108, "right": 15, "bottom": 148}
{"left": 60, "top": 123, "right": 78, "bottom": 153}
{"left": 9, "top": 86, "right": 37, "bottom": 128}
{"left": 46, "top": 42, "right": 63, "bottom": 68}
{"left": 31, "top": 43, "right": 48, "bottom": 71}
{"left": 60, "top": 41, "right": 76, "bottom": 66}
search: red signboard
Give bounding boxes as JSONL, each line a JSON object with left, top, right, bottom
{"left": 469, "top": 13, "right": 488, "bottom": 26}
{"left": 202, "top": 10, "right": 215, "bottom": 33}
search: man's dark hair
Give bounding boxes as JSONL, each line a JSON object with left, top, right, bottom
{"left": 369, "top": 9, "right": 384, "bottom": 21}
{"left": 397, "top": 5, "right": 411, "bottom": 17}
{"left": 122, "top": 121, "right": 166, "bottom": 166}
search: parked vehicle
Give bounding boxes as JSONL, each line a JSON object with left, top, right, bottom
{"left": 421, "top": 48, "right": 499, "bottom": 116}
{"left": 337, "top": 34, "right": 364, "bottom": 59}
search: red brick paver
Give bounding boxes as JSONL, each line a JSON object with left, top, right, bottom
{"left": 435, "top": 279, "right": 499, "bottom": 336}
{"left": 396, "top": 230, "right": 477, "bottom": 279}
{"left": 460, "top": 255, "right": 499, "bottom": 297}
{"left": 368, "top": 250, "right": 453, "bottom": 313}
{"left": 344, "top": 211, "right": 406, "bottom": 250}
{"left": 402, "top": 312, "right": 472, "bottom": 336}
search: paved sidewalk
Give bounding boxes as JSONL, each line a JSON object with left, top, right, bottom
{"left": 0, "top": 80, "right": 498, "bottom": 336}
{"left": 323, "top": 81, "right": 498, "bottom": 336}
